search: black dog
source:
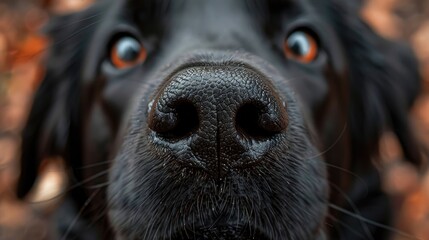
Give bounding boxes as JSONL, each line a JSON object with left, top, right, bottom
{"left": 17, "top": 0, "right": 422, "bottom": 239}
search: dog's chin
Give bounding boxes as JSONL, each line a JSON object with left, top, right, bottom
{"left": 115, "top": 224, "right": 326, "bottom": 240}
{"left": 170, "top": 226, "right": 327, "bottom": 240}
{"left": 170, "top": 225, "right": 269, "bottom": 240}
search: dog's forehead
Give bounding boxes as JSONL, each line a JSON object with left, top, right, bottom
{"left": 119, "top": 0, "right": 316, "bottom": 22}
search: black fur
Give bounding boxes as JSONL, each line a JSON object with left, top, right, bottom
{"left": 18, "top": 0, "right": 422, "bottom": 239}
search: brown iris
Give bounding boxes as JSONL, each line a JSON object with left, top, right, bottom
{"left": 110, "top": 36, "right": 147, "bottom": 69}
{"left": 284, "top": 31, "right": 318, "bottom": 63}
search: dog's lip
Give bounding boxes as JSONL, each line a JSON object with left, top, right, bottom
{"left": 169, "top": 224, "right": 270, "bottom": 240}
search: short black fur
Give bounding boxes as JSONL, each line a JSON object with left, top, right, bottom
{"left": 18, "top": 0, "right": 422, "bottom": 239}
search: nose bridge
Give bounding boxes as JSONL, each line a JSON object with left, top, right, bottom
{"left": 175, "top": 0, "right": 249, "bottom": 31}
{"left": 166, "top": 0, "right": 257, "bottom": 54}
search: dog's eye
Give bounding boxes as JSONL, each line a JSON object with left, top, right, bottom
{"left": 110, "top": 36, "right": 147, "bottom": 69}
{"left": 284, "top": 31, "right": 318, "bottom": 63}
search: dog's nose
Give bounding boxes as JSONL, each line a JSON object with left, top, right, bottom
{"left": 148, "top": 65, "right": 287, "bottom": 175}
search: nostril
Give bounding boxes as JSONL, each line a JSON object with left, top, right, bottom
{"left": 170, "top": 101, "right": 199, "bottom": 138}
{"left": 149, "top": 100, "right": 199, "bottom": 140}
{"left": 235, "top": 102, "right": 287, "bottom": 139}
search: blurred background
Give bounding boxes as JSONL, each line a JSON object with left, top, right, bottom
{"left": 0, "top": 0, "right": 428, "bottom": 239}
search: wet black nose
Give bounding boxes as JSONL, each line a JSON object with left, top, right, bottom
{"left": 148, "top": 65, "right": 288, "bottom": 175}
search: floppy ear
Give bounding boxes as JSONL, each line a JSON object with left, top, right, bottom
{"left": 17, "top": 5, "right": 104, "bottom": 199}
{"left": 327, "top": 1, "right": 423, "bottom": 167}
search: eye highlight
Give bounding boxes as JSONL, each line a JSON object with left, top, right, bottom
{"left": 283, "top": 30, "right": 318, "bottom": 63}
{"left": 110, "top": 36, "right": 147, "bottom": 69}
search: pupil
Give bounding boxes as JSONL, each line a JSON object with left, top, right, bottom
{"left": 290, "top": 42, "right": 304, "bottom": 55}
{"left": 117, "top": 37, "right": 141, "bottom": 61}
{"left": 288, "top": 32, "right": 309, "bottom": 56}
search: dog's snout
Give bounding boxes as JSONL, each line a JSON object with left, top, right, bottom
{"left": 148, "top": 65, "right": 288, "bottom": 173}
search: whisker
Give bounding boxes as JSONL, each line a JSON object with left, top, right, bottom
{"left": 61, "top": 188, "right": 101, "bottom": 240}
{"left": 15, "top": 19, "right": 103, "bottom": 59}
{"left": 25, "top": 168, "right": 110, "bottom": 204}
{"left": 324, "top": 163, "right": 369, "bottom": 197}
{"left": 87, "top": 200, "right": 110, "bottom": 231}
{"left": 308, "top": 122, "right": 348, "bottom": 159}
{"left": 329, "top": 182, "right": 374, "bottom": 240}
{"left": 86, "top": 182, "right": 110, "bottom": 189}
{"left": 52, "top": 19, "right": 103, "bottom": 47}
{"left": 56, "top": 12, "right": 104, "bottom": 27}
{"left": 326, "top": 215, "right": 366, "bottom": 239}
{"left": 77, "top": 160, "right": 112, "bottom": 170}
{"left": 328, "top": 203, "right": 420, "bottom": 240}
